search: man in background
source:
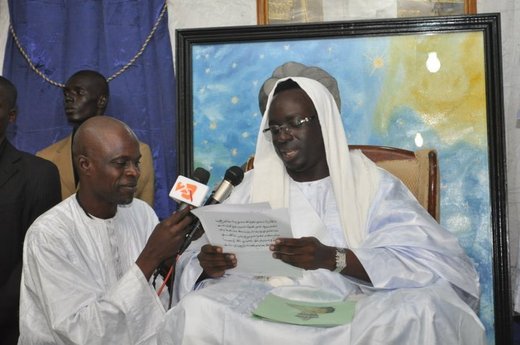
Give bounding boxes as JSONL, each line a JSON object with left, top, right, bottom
{"left": 0, "top": 76, "right": 61, "bottom": 345}
{"left": 37, "top": 70, "right": 155, "bottom": 206}
{"left": 19, "top": 116, "right": 192, "bottom": 344}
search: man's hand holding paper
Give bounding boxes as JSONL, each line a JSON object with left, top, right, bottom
{"left": 191, "top": 203, "right": 303, "bottom": 277}
{"left": 270, "top": 237, "right": 337, "bottom": 271}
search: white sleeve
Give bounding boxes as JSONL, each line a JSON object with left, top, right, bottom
{"left": 171, "top": 236, "right": 208, "bottom": 304}
{"left": 20, "top": 226, "right": 165, "bottom": 345}
{"left": 351, "top": 172, "right": 480, "bottom": 304}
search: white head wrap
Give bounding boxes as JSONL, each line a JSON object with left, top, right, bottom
{"left": 251, "top": 77, "right": 380, "bottom": 248}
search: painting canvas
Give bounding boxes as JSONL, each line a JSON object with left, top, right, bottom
{"left": 176, "top": 14, "right": 508, "bottom": 344}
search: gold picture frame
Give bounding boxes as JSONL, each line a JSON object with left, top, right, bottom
{"left": 257, "top": 0, "right": 477, "bottom": 25}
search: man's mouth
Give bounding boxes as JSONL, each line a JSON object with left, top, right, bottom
{"left": 120, "top": 184, "right": 137, "bottom": 192}
{"left": 279, "top": 149, "right": 298, "bottom": 160}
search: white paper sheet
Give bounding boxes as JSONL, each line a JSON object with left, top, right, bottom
{"left": 191, "top": 203, "right": 303, "bottom": 277}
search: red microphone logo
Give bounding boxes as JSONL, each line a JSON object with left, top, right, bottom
{"left": 175, "top": 182, "right": 197, "bottom": 202}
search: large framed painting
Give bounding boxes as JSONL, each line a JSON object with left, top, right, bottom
{"left": 176, "top": 13, "right": 508, "bottom": 344}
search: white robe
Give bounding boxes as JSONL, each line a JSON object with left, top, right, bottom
{"left": 18, "top": 196, "right": 166, "bottom": 345}
{"left": 159, "top": 76, "right": 485, "bottom": 344}
{"left": 158, "top": 169, "right": 486, "bottom": 345}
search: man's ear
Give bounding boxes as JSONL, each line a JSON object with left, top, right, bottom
{"left": 77, "top": 155, "right": 92, "bottom": 175}
{"left": 8, "top": 107, "right": 17, "bottom": 124}
{"left": 97, "top": 95, "right": 107, "bottom": 112}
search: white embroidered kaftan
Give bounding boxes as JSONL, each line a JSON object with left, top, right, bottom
{"left": 18, "top": 196, "right": 166, "bottom": 345}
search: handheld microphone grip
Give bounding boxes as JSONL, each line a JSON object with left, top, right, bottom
{"left": 158, "top": 167, "right": 210, "bottom": 284}
{"left": 178, "top": 166, "right": 244, "bottom": 254}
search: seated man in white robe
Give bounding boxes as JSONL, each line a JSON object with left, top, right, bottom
{"left": 158, "top": 76, "right": 486, "bottom": 345}
{"left": 19, "top": 116, "right": 194, "bottom": 345}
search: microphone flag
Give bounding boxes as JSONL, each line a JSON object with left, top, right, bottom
{"left": 169, "top": 175, "right": 210, "bottom": 207}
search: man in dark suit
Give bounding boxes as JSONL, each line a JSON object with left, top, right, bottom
{"left": 0, "top": 76, "right": 61, "bottom": 345}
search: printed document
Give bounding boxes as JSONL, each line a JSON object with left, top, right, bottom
{"left": 191, "top": 203, "right": 303, "bottom": 277}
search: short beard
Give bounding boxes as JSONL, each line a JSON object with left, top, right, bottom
{"left": 117, "top": 196, "right": 134, "bottom": 206}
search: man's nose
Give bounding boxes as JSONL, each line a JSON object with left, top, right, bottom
{"left": 125, "top": 162, "right": 141, "bottom": 177}
{"left": 275, "top": 127, "right": 293, "bottom": 141}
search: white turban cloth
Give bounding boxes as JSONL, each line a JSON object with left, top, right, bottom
{"left": 251, "top": 77, "right": 381, "bottom": 248}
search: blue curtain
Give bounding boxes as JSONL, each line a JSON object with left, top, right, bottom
{"left": 3, "top": 0, "right": 176, "bottom": 219}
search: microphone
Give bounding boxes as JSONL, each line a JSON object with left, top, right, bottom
{"left": 158, "top": 167, "right": 210, "bottom": 298}
{"left": 169, "top": 167, "right": 211, "bottom": 210}
{"left": 178, "top": 165, "right": 244, "bottom": 254}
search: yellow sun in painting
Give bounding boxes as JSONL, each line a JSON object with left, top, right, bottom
{"left": 209, "top": 121, "right": 217, "bottom": 130}
{"left": 231, "top": 148, "right": 238, "bottom": 156}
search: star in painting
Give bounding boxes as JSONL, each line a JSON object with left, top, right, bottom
{"left": 365, "top": 53, "right": 386, "bottom": 75}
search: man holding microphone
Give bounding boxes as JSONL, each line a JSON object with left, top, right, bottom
{"left": 19, "top": 116, "right": 191, "bottom": 345}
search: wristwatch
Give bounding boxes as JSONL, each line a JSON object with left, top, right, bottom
{"left": 334, "top": 248, "right": 348, "bottom": 273}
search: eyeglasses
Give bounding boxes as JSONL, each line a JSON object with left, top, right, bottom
{"left": 262, "top": 116, "right": 316, "bottom": 140}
